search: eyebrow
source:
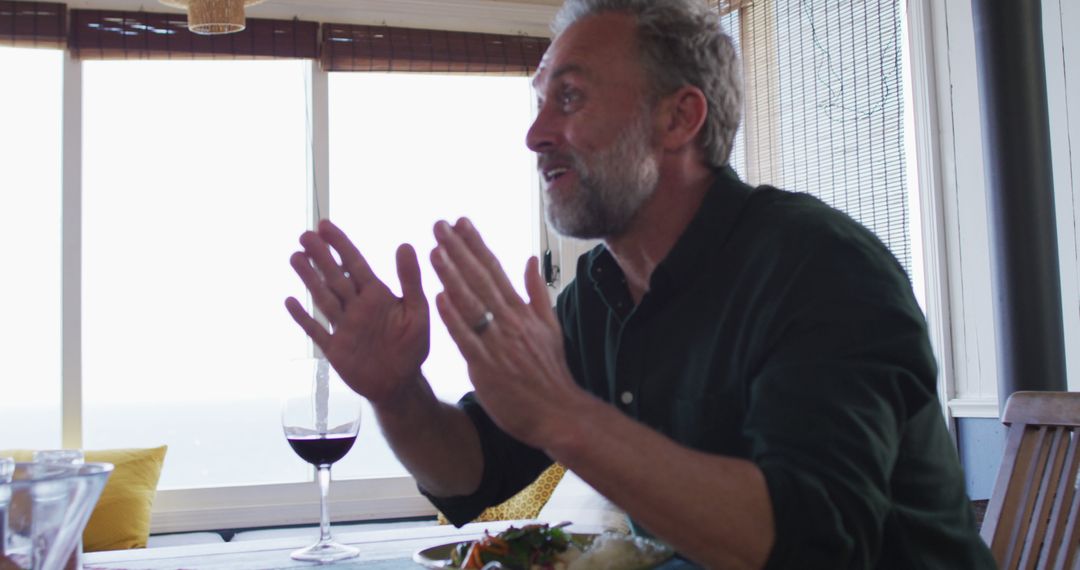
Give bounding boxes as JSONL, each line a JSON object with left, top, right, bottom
{"left": 532, "top": 63, "right": 589, "bottom": 90}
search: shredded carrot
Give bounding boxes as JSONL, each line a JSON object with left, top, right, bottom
{"left": 484, "top": 537, "right": 510, "bottom": 555}
{"left": 464, "top": 543, "right": 484, "bottom": 569}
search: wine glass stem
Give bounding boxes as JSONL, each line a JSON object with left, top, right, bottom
{"left": 317, "top": 465, "right": 332, "bottom": 543}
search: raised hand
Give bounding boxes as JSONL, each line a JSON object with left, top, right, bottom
{"left": 286, "top": 219, "right": 430, "bottom": 406}
{"left": 429, "top": 218, "right": 591, "bottom": 449}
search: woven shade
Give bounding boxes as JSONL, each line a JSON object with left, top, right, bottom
{"left": 321, "top": 23, "right": 549, "bottom": 75}
{"left": 738, "top": 0, "right": 912, "bottom": 275}
{"left": 159, "top": 0, "right": 265, "bottom": 35}
{"left": 69, "top": 9, "right": 317, "bottom": 60}
{"left": 0, "top": 1, "right": 66, "bottom": 48}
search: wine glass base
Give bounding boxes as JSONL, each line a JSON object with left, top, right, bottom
{"left": 290, "top": 539, "right": 360, "bottom": 563}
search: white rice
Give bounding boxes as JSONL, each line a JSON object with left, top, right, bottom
{"left": 565, "top": 532, "right": 672, "bottom": 570}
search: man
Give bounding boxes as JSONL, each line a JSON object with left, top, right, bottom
{"left": 287, "top": 0, "right": 995, "bottom": 568}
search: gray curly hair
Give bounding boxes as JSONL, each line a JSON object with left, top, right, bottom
{"left": 551, "top": 0, "right": 742, "bottom": 168}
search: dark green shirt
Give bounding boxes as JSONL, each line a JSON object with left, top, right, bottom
{"left": 428, "top": 167, "right": 996, "bottom": 569}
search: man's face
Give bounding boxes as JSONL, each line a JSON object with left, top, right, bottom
{"left": 527, "top": 13, "right": 661, "bottom": 240}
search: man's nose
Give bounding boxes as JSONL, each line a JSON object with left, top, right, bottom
{"left": 526, "top": 103, "right": 560, "bottom": 153}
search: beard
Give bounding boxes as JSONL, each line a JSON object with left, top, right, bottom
{"left": 541, "top": 109, "right": 660, "bottom": 240}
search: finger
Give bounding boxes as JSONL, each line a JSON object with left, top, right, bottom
{"left": 299, "top": 231, "right": 354, "bottom": 301}
{"left": 396, "top": 243, "right": 428, "bottom": 315}
{"left": 434, "top": 220, "right": 518, "bottom": 315}
{"left": 524, "top": 256, "right": 559, "bottom": 328}
{"left": 435, "top": 292, "right": 489, "bottom": 361}
{"left": 430, "top": 244, "right": 489, "bottom": 328}
{"left": 289, "top": 251, "right": 344, "bottom": 323}
{"left": 317, "top": 219, "right": 380, "bottom": 291}
{"left": 455, "top": 218, "right": 520, "bottom": 304}
{"left": 284, "top": 296, "right": 331, "bottom": 350}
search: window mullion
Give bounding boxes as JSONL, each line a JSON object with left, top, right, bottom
{"left": 306, "top": 59, "right": 332, "bottom": 352}
{"left": 61, "top": 51, "right": 83, "bottom": 449}
{"left": 307, "top": 60, "right": 330, "bottom": 226}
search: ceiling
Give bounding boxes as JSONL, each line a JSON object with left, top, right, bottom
{"left": 63, "top": 0, "right": 563, "bottom": 36}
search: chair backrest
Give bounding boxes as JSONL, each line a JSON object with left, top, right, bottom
{"left": 981, "top": 391, "right": 1080, "bottom": 570}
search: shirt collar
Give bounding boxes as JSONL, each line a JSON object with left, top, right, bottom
{"left": 650, "top": 165, "right": 753, "bottom": 295}
{"left": 585, "top": 165, "right": 754, "bottom": 304}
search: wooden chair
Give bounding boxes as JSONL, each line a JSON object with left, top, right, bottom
{"left": 981, "top": 391, "right": 1080, "bottom": 569}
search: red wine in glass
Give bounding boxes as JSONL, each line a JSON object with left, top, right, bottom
{"left": 286, "top": 433, "right": 356, "bottom": 466}
{"left": 281, "top": 358, "right": 362, "bottom": 563}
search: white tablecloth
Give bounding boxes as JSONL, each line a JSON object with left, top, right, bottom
{"left": 84, "top": 520, "right": 607, "bottom": 570}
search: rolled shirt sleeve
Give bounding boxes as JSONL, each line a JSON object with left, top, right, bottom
{"left": 420, "top": 392, "right": 554, "bottom": 527}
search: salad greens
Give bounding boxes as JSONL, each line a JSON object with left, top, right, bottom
{"left": 450, "top": 523, "right": 574, "bottom": 570}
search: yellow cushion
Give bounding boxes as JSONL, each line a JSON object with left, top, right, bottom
{"left": 1, "top": 446, "right": 167, "bottom": 552}
{"left": 438, "top": 463, "right": 566, "bottom": 524}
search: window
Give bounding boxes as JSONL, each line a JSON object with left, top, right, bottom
{"left": 0, "top": 46, "right": 64, "bottom": 448}
{"left": 80, "top": 59, "right": 311, "bottom": 489}
{"left": 0, "top": 7, "right": 547, "bottom": 530}
{"left": 327, "top": 72, "right": 540, "bottom": 480}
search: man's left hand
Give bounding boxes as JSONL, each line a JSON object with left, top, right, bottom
{"left": 429, "top": 218, "right": 590, "bottom": 450}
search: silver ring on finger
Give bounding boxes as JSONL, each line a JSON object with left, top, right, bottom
{"left": 472, "top": 310, "right": 494, "bottom": 335}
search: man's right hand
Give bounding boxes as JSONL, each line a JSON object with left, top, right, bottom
{"left": 285, "top": 219, "right": 430, "bottom": 407}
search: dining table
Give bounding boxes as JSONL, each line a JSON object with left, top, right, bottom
{"left": 82, "top": 520, "right": 612, "bottom": 570}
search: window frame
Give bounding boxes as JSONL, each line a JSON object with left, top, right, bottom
{"left": 903, "top": 0, "right": 956, "bottom": 424}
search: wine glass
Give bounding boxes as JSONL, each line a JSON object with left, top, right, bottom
{"left": 281, "top": 357, "right": 362, "bottom": 563}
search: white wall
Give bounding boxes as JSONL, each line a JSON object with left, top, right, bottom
{"left": 1044, "top": 0, "right": 1080, "bottom": 394}
{"left": 924, "top": 0, "right": 1080, "bottom": 419}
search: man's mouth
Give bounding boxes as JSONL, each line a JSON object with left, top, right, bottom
{"left": 543, "top": 167, "right": 569, "bottom": 183}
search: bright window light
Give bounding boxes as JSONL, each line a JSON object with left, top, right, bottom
{"left": 0, "top": 47, "right": 64, "bottom": 448}
{"left": 328, "top": 73, "right": 539, "bottom": 479}
{"left": 81, "top": 60, "right": 311, "bottom": 489}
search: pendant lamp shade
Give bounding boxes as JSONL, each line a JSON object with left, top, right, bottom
{"left": 159, "top": 0, "right": 265, "bottom": 35}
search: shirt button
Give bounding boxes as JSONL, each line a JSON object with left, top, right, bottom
{"left": 620, "top": 391, "right": 634, "bottom": 405}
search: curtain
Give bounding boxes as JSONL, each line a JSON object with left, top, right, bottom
{"left": 0, "top": 1, "right": 65, "bottom": 48}
{"left": 69, "top": 9, "right": 318, "bottom": 60}
{"left": 321, "top": 23, "right": 549, "bottom": 75}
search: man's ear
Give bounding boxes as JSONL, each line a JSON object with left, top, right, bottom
{"left": 656, "top": 86, "right": 708, "bottom": 152}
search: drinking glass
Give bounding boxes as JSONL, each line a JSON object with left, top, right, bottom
{"left": 1, "top": 462, "right": 110, "bottom": 570}
{"left": 31, "top": 451, "right": 84, "bottom": 570}
{"left": 281, "top": 358, "right": 362, "bottom": 562}
{"left": 30, "top": 452, "right": 84, "bottom": 467}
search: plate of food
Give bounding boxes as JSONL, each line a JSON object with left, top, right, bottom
{"left": 413, "top": 522, "right": 674, "bottom": 570}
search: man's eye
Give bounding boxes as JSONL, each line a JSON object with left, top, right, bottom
{"left": 560, "top": 89, "right": 581, "bottom": 109}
